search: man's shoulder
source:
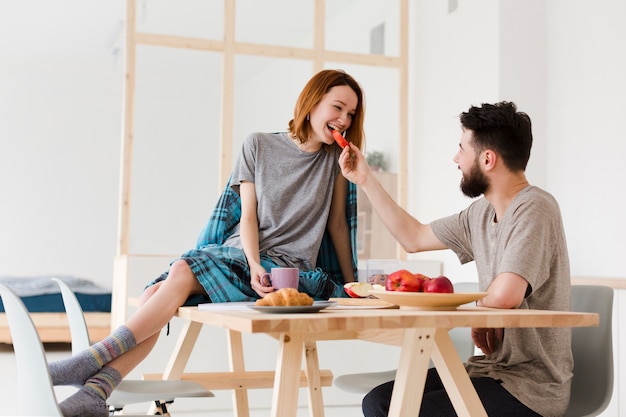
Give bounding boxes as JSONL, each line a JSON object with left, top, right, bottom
{"left": 517, "top": 185, "right": 560, "bottom": 210}
{"left": 521, "top": 184, "right": 553, "bottom": 198}
{"left": 465, "top": 196, "right": 491, "bottom": 215}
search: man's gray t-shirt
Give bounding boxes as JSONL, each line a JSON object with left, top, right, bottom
{"left": 223, "top": 131, "right": 340, "bottom": 270}
{"left": 431, "top": 185, "right": 572, "bottom": 417}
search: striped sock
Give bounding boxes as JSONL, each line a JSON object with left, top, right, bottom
{"left": 84, "top": 365, "right": 122, "bottom": 400}
{"left": 58, "top": 366, "right": 122, "bottom": 417}
{"left": 49, "top": 325, "right": 136, "bottom": 387}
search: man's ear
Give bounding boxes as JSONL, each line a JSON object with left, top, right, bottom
{"left": 483, "top": 149, "right": 497, "bottom": 170}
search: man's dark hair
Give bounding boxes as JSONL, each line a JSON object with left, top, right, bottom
{"left": 460, "top": 101, "right": 533, "bottom": 172}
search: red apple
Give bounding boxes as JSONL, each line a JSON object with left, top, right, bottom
{"left": 385, "top": 270, "right": 429, "bottom": 292}
{"left": 422, "top": 276, "right": 454, "bottom": 293}
{"left": 414, "top": 273, "right": 430, "bottom": 291}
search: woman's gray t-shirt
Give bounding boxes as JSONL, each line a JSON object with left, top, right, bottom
{"left": 431, "top": 185, "right": 572, "bottom": 417}
{"left": 224, "top": 131, "right": 340, "bottom": 270}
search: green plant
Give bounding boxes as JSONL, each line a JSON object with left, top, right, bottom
{"left": 366, "top": 150, "right": 387, "bottom": 171}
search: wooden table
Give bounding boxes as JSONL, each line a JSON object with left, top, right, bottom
{"left": 147, "top": 306, "right": 598, "bottom": 417}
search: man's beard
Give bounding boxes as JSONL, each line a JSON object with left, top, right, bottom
{"left": 460, "top": 160, "right": 489, "bottom": 198}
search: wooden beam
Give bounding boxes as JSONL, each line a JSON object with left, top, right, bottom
{"left": 135, "top": 32, "right": 225, "bottom": 51}
{"left": 142, "top": 369, "right": 333, "bottom": 390}
{"left": 219, "top": 0, "right": 236, "bottom": 190}
{"left": 117, "top": 0, "right": 137, "bottom": 256}
{"left": 397, "top": 0, "right": 410, "bottom": 259}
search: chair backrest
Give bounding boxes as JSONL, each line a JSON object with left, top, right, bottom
{"left": 565, "top": 285, "right": 614, "bottom": 417}
{"left": 0, "top": 284, "right": 63, "bottom": 416}
{"left": 52, "top": 278, "right": 91, "bottom": 353}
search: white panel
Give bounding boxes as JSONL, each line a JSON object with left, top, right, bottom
{"left": 136, "top": 0, "right": 223, "bottom": 40}
{"left": 131, "top": 46, "right": 222, "bottom": 255}
{"left": 235, "top": 0, "right": 314, "bottom": 48}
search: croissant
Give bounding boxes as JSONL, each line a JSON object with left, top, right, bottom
{"left": 256, "top": 287, "right": 314, "bottom": 307}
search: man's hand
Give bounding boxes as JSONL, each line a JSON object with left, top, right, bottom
{"left": 472, "top": 327, "right": 504, "bottom": 355}
{"left": 338, "top": 143, "right": 369, "bottom": 186}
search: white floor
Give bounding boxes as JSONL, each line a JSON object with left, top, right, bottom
{"left": 0, "top": 342, "right": 363, "bottom": 417}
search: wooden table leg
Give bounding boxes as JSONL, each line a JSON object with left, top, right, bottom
{"left": 148, "top": 319, "right": 203, "bottom": 414}
{"left": 303, "top": 339, "right": 325, "bottom": 417}
{"left": 431, "top": 328, "right": 488, "bottom": 417}
{"left": 388, "top": 327, "right": 435, "bottom": 417}
{"left": 271, "top": 332, "right": 305, "bottom": 417}
{"left": 162, "top": 320, "right": 203, "bottom": 379}
{"left": 227, "top": 329, "right": 250, "bottom": 417}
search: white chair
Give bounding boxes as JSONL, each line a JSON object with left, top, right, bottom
{"left": 51, "top": 278, "right": 214, "bottom": 415}
{"left": 0, "top": 283, "right": 154, "bottom": 416}
{"left": 334, "top": 282, "right": 479, "bottom": 393}
{"left": 565, "top": 285, "right": 614, "bottom": 417}
{"left": 0, "top": 283, "right": 64, "bottom": 416}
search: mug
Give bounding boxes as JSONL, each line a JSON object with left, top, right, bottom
{"left": 260, "top": 267, "right": 299, "bottom": 290}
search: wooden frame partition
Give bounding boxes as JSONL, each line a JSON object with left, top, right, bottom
{"left": 112, "top": 0, "right": 410, "bottom": 327}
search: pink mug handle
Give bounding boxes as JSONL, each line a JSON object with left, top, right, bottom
{"left": 260, "top": 272, "right": 272, "bottom": 287}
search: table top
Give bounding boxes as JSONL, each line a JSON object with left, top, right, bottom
{"left": 177, "top": 306, "right": 598, "bottom": 335}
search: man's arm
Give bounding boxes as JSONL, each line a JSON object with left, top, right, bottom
{"left": 339, "top": 143, "right": 446, "bottom": 254}
{"left": 478, "top": 272, "right": 528, "bottom": 309}
{"left": 473, "top": 272, "right": 529, "bottom": 354}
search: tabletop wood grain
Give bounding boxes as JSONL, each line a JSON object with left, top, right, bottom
{"left": 176, "top": 306, "right": 598, "bottom": 334}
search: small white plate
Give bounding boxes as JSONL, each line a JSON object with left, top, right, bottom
{"left": 369, "top": 290, "right": 487, "bottom": 310}
{"left": 248, "top": 300, "right": 336, "bottom": 314}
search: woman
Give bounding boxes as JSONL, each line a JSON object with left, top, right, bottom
{"left": 49, "top": 69, "right": 365, "bottom": 417}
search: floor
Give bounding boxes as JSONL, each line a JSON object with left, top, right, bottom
{"left": 0, "top": 342, "right": 363, "bottom": 416}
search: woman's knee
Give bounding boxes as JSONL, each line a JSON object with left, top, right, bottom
{"left": 139, "top": 261, "right": 194, "bottom": 305}
{"left": 164, "top": 260, "right": 204, "bottom": 294}
{"left": 139, "top": 281, "right": 163, "bottom": 306}
{"left": 169, "top": 259, "right": 193, "bottom": 277}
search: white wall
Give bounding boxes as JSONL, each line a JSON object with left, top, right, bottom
{"left": 545, "top": 0, "right": 626, "bottom": 277}
{"left": 407, "top": 0, "right": 626, "bottom": 282}
{"left": 0, "top": 55, "right": 123, "bottom": 283}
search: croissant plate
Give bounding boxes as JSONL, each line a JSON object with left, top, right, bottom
{"left": 255, "top": 287, "right": 314, "bottom": 307}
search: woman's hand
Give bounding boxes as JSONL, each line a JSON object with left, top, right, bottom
{"left": 472, "top": 327, "right": 504, "bottom": 355}
{"left": 249, "top": 263, "right": 275, "bottom": 297}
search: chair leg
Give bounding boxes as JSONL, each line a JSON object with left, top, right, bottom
{"left": 154, "top": 400, "right": 173, "bottom": 416}
{"left": 108, "top": 400, "right": 173, "bottom": 416}
{"left": 109, "top": 406, "right": 123, "bottom": 416}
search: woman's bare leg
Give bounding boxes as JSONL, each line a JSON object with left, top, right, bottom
{"left": 109, "top": 260, "right": 206, "bottom": 376}
{"left": 125, "top": 260, "right": 205, "bottom": 344}
{"left": 105, "top": 332, "right": 159, "bottom": 377}
{"left": 51, "top": 260, "right": 205, "bottom": 383}
{"left": 56, "top": 260, "right": 207, "bottom": 417}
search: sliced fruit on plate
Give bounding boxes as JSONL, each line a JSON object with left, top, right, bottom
{"left": 344, "top": 282, "right": 375, "bottom": 298}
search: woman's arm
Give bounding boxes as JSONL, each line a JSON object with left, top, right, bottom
{"left": 239, "top": 181, "right": 274, "bottom": 297}
{"left": 327, "top": 176, "right": 356, "bottom": 283}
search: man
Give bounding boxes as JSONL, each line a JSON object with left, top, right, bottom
{"left": 338, "top": 101, "right": 571, "bottom": 417}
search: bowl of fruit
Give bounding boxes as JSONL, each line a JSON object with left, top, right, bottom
{"left": 365, "top": 270, "right": 487, "bottom": 310}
